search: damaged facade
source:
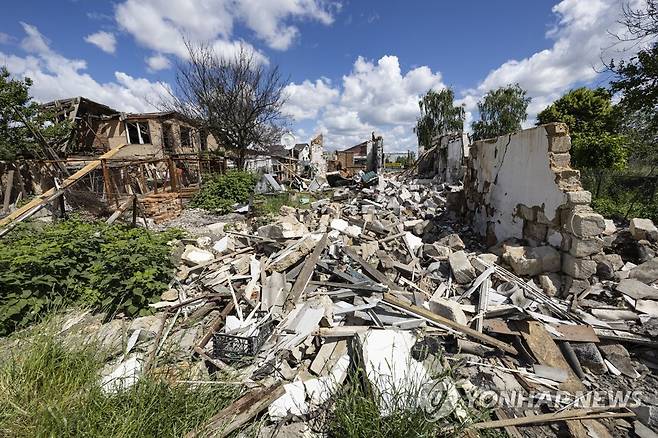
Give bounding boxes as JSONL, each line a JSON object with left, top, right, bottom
{"left": 461, "top": 123, "right": 606, "bottom": 296}
{"left": 42, "top": 96, "right": 217, "bottom": 158}
{"left": 327, "top": 133, "right": 384, "bottom": 175}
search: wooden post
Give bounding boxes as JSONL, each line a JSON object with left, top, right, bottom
{"left": 101, "top": 159, "right": 112, "bottom": 204}
{"left": 2, "top": 169, "right": 15, "bottom": 213}
{"left": 132, "top": 196, "right": 138, "bottom": 227}
{"left": 167, "top": 158, "right": 178, "bottom": 192}
{"left": 58, "top": 194, "right": 66, "bottom": 219}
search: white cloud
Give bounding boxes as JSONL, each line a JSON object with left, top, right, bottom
{"left": 4, "top": 23, "right": 169, "bottom": 113}
{"left": 113, "top": 0, "right": 339, "bottom": 69}
{"left": 283, "top": 78, "right": 339, "bottom": 120}
{"left": 233, "top": 0, "right": 337, "bottom": 50}
{"left": 146, "top": 53, "right": 171, "bottom": 71}
{"left": 289, "top": 55, "right": 444, "bottom": 152}
{"left": 463, "top": 0, "right": 649, "bottom": 125}
{"left": 84, "top": 31, "right": 117, "bottom": 54}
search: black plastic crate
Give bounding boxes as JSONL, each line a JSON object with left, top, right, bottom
{"left": 213, "top": 312, "right": 274, "bottom": 363}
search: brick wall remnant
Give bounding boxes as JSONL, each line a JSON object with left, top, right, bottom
{"left": 462, "top": 123, "right": 606, "bottom": 296}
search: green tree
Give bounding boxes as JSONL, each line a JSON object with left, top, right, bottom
{"left": 471, "top": 84, "right": 530, "bottom": 141}
{"left": 415, "top": 88, "right": 465, "bottom": 151}
{"left": 0, "top": 67, "right": 70, "bottom": 160}
{"left": 610, "top": 43, "right": 658, "bottom": 163}
{"left": 536, "top": 87, "right": 627, "bottom": 169}
{"left": 537, "top": 87, "right": 628, "bottom": 197}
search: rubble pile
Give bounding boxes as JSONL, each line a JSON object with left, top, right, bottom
{"left": 34, "top": 176, "right": 658, "bottom": 436}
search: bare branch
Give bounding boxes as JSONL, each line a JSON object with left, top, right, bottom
{"left": 161, "top": 40, "right": 290, "bottom": 168}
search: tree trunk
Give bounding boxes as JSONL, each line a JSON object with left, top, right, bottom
{"left": 595, "top": 169, "right": 604, "bottom": 198}
{"left": 237, "top": 149, "right": 247, "bottom": 171}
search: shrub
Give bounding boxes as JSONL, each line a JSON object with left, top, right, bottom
{"left": 0, "top": 219, "right": 182, "bottom": 335}
{"left": 190, "top": 171, "right": 257, "bottom": 213}
{"left": 0, "top": 327, "right": 238, "bottom": 437}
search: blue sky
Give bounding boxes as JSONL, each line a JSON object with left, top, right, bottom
{"left": 0, "top": 0, "right": 642, "bottom": 152}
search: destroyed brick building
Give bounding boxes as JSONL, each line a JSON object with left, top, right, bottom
{"left": 328, "top": 133, "right": 384, "bottom": 175}
{"left": 42, "top": 96, "right": 218, "bottom": 158}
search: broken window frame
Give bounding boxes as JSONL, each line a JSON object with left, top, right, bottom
{"left": 125, "top": 121, "right": 152, "bottom": 145}
{"left": 180, "top": 126, "right": 193, "bottom": 149}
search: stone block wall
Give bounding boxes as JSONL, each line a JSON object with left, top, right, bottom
{"left": 462, "top": 123, "right": 606, "bottom": 296}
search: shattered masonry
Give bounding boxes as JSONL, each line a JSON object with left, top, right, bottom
{"left": 459, "top": 123, "right": 606, "bottom": 296}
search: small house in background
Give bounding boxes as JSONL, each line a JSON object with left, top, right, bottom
{"left": 328, "top": 133, "right": 384, "bottom": 175}
{"left": 41, "top": 96, "right": 218, "bottom": 159}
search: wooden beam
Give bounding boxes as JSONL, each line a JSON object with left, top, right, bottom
{"left": 470, "top": 408, "right": 633, "bottom": 430}
{"left": 106, "top": 196, "right": 136, "bottom": 225}
{"left": 185, "top": 382, "right": 285, "bottom": 438}
{"left": 287, "top": 232, "right": 328, "bottom": 309}
{"left": 2, "top": 169, "right": 15, "bottom": 213}
{"left": 0, "top": 144, "right": 128, "bottom": 236}
{"left": 516, "top": 321, "right": 584, "bottom": 393}
{"left": 342, "top": 246, "right": 400, "bottom": 291}
{"left": 383, "top": 292, "right": 517, "bottom": 355}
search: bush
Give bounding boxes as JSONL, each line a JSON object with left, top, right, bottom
{"left": 580, "top": 167, "right": 658, "bottom": 222}
{"left": 190, "top": 171, "right": 257, "bottom": 213}
{"left": 0, "top": 219, "right": 182, "bottom": 335}
{"left": 0, "top": 327, "right": 238, "bottom": 437}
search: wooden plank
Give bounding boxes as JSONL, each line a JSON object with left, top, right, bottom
{"left": 197, "top": 299, "right": 237, "bottom": 349}
{"left": 2, "top": 169, "right": 14, "bottom": 213}
{"left": 484, "top": 319, "right": 599, "bottom": 343}
{"left": 343, "top": 246, "right": 400, "bottom": 291}
{"left": 106, "top": 195, "right": 136, "bottom": 224}
{"left": 287, "top": 232, "right": 328, "bottom": 309}
{"left": 308, "top": 280, "right": 383, "bottom": 293}
{"left": 471, "top": 408, "right": 633, "bottom": 430}
{"left": 493, "top": 409, "right": 523, "bottom": 438}
{"left": 0, "top": 144, "right": 128, "bottom": 233}
{"left": 517, "top": 321, "right": 584, "bottom": 393}
{"left": 185, "top": 382, "right": 285, "bottom": 438}
{"left": 383, "top": 293, "right": 517, "bottom": 355}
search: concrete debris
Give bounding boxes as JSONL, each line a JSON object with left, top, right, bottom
{"left": 16, "top": 123, "right": 658, "bottom": 436}
{"left": 631, "top": 218, "right": 658, "bottom": 242}
{"left": 258, "top": 215, "right": 310, "bottom": 240}
{"left": 448, "top": 250, "right": 476, "bottom": 283}
{"left": 181, "top": 245, "right": 215, "bottom": 266}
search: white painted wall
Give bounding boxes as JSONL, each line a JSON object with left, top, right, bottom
{"left": 468, "top": 126, "right": 567, "bottom": 241}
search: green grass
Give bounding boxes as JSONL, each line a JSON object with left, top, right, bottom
{"left": 251, "top": 192, "right": 324, "bottom": 219}
{"left": 0, "top": 322, "right": 239, "bottom": 438}
{"left": 322, "top": 355, "right": 487, "bottom": 438}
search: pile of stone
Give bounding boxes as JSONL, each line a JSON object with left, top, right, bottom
{"left": 47, "top": 174, "right": 658, "bottom": 437}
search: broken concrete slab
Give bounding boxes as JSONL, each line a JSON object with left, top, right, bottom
{"left": 569, "top": 211, "right": 606, "bottom": 238}
{"left": 562, "top": 253, "right": 596, "bottom": 280}
{"left": 437, "top": 233, "right": 465, "bottom": 251}
{"left": 258, "top": 215, "right": 310, "bottom": 240}
{"left": 616, "top": 279, "right": 658, "bottom": 300}
{"left": 181, "top": 245, "right": 215, "bottom": 266}
{"left": 428, "top": 297, "right": 468, "bottom": 326}
{"left": 629, "top": 258, "right": 658, "bottom": 284}
{"left": 448, "top": 250, "right": 476, "bottom": 283}
{"left": 630, "top": 218, "right": 658, "bottom": 241}
{"left": 569, "top": 236, "right": 603, "bottom": 257}
{"left": 538, "top": 273, "right": 561, "bottom": 296}
{"left": 502, "top": 245, "right": 560, "bottom": 276}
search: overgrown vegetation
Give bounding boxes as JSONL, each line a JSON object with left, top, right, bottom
{"left": 0, "top": 219, "right": 182, "bottom": 336}
{"left": 0, "top": 67, "right": 72, "bottom": 160}
{"left": 252, "top": 192, "right": 319, "bottom": 217}
{"left": 415, "top": 88, "right": 465, "bottom": 151}
{"left": 323, "top": 364, "right": 491, "bottom": 438}
{"left": 471, "top": 83, "right": 530, "bottom": 141}
{"left": 190, "top": 171, "right": 258, "bottom": 213}
{"left": 0, "top": 325, "right": 238, "bottom": 437}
